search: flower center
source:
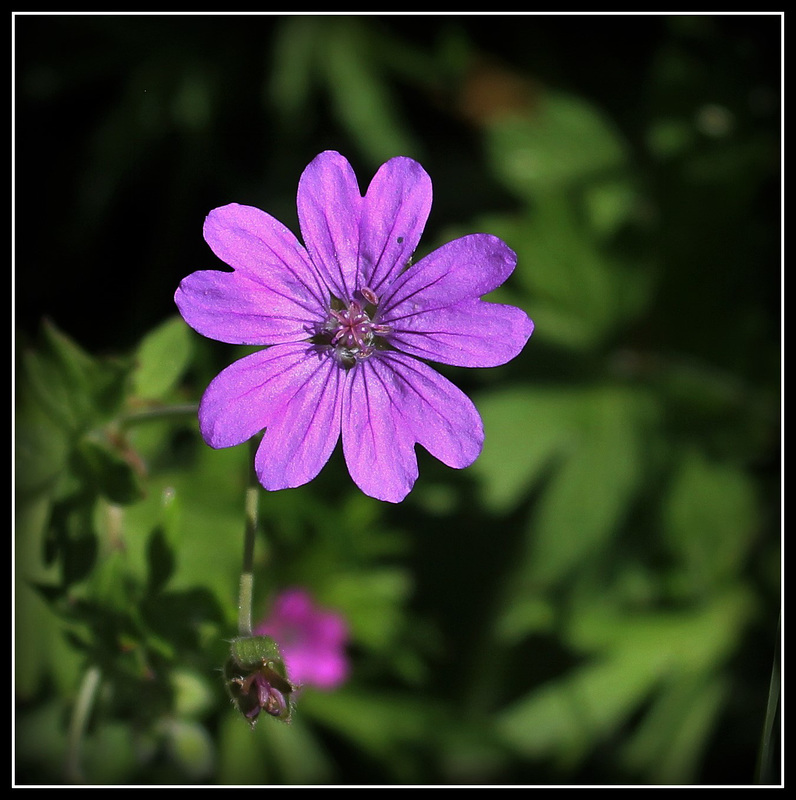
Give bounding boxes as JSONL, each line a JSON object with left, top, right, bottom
{"left": 321, "top": 287, "right": 391, "bottom": 367}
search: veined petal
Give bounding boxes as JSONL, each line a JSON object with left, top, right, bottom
{"left": 341, "top": 358, "right": 419, "bottom": 503}
{"left": 386, "top": 298, "right": 535, "bottom": 367}
{"left": 175, "top": 269, "right": 319, "bottom": 345}
{"left": 254, "top": 349, "right": 345, "bottom": 491}
{"left": 375, "top": 351, "right": 484, "bottom": 469}
{"left": 380, "top": 234, "right": 517, "bottom": 316}
{"left": 359, "top": 156, "right": 432, "bottom": 297}
{"left": 203, "top": 203, "right": 327, "bottom": 312}
{"left": 297, "top": 151, "right": 363, "bottom": 302}
{"left": 198, "top": 343, "right": 341, "bottom": 486}
{"left": 341, "top": 353, "right": 484, "bottom": 502}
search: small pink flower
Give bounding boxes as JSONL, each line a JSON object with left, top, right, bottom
{"left": 254, "top": 588, "right": 350, "bottom": 690}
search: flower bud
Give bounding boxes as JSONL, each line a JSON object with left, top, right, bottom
{"left": 223, "top": 635, "right": 297, "bottom": 726}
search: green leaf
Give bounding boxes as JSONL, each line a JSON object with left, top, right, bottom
{"left": 663, "top": 449, "right": 759, "bottom": 591}
{"left": 323, "top": 568, "right": 413, "bottom": 652}
{"left": 268, "top": 16, "right": 325, "bottom": 127}
{"left": 73, "top": 436, "right": 145, "bottom": 505}
{"left": 132, "top": 316, "right": 194, "bottom": 401}
{"left": 216, "top": 705, "right": 332, "bottom": 785}
{"left": 322, "top": 19, "right": 420, "bottom": 166}
{"left": 29, "top": 319, "right": 130, "bottom": 430}
{"left": 495, "top": 587, "right": 754, "bottom": 769}
{"left": 527, "top": 385, "right": 648, "bottom": 586}
{"left": 170, "top": 668, "right": 215, "bottom": 718}
{"left": 484, "top": 89, "right": 629, "bottom": 197}
{"left": 301, "top": 688, "right": 435, "bottom": 781}
{"left": 140, "top": 587, "right": 225, "bottom": 652}
{"left": 620, "top": 672, "right": 729, "bottom": 784}
{"left": 473, "top": 387, "right": 655, "bottom": 591}
{"left": 164, "top": 719, "right": 215, "bottom": 780}
{"left": 15, "top": 379, "right": 72, "bottom": 497}
{"left": 473, "top": 197, "right": 653, "bottom": 352}
{"left": 472, "top": 384, "right": 580, "bottom": 513}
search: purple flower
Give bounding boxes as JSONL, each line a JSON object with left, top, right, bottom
{"left": 175, "top": 151, "right": 533, "bottom": 502}
{"left": 254, "top": 588, "right": 349, "bottom": 691}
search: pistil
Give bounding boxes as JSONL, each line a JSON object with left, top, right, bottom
{"left": 322, "top": 288, "right": 391, "bottom": 366}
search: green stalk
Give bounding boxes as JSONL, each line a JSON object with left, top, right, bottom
{"left": 755, "top": 612, "right": 781, "bottom": 784}
{"left": 118, "top": 403, "right": 199, "bottom": 429}
{"left": 237, "top": 438, "right": 261, "bottom": 637}
{"left": 65, "top": 665, "right": 102, "bottom": 784}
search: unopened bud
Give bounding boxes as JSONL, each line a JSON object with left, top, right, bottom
{"left": 224, "top": 635, "right": 297, "bottom": 726}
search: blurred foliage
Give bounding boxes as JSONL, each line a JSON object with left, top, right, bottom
{"left": 14, "top": 13, "right": 780, "bottom": 786}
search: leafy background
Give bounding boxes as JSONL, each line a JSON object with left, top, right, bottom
{"left": 14, "top": 13, "right": 781, "bottom": 786}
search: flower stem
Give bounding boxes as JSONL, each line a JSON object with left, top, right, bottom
{"left": 237, "top": 438, "right": 261, "bottom": 637}
{"left": 118, "top": 403, "right": 199, "bottom": 429}
{"left": 755, "top": 612, "right": 781, "bottom": 784}
{"left": 65, "top": 664, "right": 102, "bottom": 784}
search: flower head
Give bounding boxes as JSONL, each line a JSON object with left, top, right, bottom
{"left": 224, "top": 634, "right": 297, "bottom": 726}
{"left": 254, "top": 587, "right": 349, "bottom": 691}
{"left": 175, "top": 151, "right": 533, "bottom": 502}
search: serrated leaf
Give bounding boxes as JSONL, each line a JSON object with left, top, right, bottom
{"left": 18, "top": 320, "right": 131, "bottom": 438}
{"left": 15, "top": 380, "right": 72, "bottom": 496}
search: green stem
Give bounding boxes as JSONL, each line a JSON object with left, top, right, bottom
{"left": 118, "top": 403, "right": 199, "bottom": 429}
{"left": 65, "top": 664, "right": 102, "bottom": 784}
{"left": 237, "top": 439, "right": 261, "bottom": 637}
{"left": 755, "top": 612, "right": 781, "bottom": 784}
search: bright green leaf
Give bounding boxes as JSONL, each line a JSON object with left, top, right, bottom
{"left": 528, "top": 386, "right": 646, "bottom": 586}
{"left": 484, "top": 89, "right": 628, "bottom": 197}
{"left": 322, "top": 19, "right": 420, "bottom": 166}
{"left": 472, "top": 384, "right": 580, "bottom": 513}
{"left": 132, "top": 316, "right": 194, "bottom": 401}
{"left": 496, "top": 588, "right": 754, "bottom": 768}
{"left": 164, "top": 719, "right": 215, "bottom": 780}
{"left": 663, "top": 449, "right": 759, "bottom": 591}
{"left": 620, "top": 672, "right": 729, "bottom": 784}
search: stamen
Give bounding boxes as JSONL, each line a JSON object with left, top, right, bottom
{"left": 321, "top": 290, "right": 391, "bottom": 366}
{"left": 360, "top": 286, "right": 379, "bottom": 306}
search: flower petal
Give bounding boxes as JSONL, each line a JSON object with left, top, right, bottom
{"left": 380, "top": 233, "right": 517, "bottom": 316}
{"left": 202, "top": 203, "right": 327, "bottom": 312}
{"left": 386, "top": 297, "right": 534, "bottom": 367}
{"left": 297, "top": 151, "right": 363, "bottom": 302}
{"left": 376, "top": 351, "right": 484, "bottom": 469}
{"left": 341, "top": 358, "right": 419, "bottom": 503}
{"left": 175, "top": 269, "right": 319, "bottom": 345}
{"left": 199, "top": 344, "right": 343, "bottom": 493}
{"left": 341, "top": 353, "right": 484, "bottom": 502}
{"left": 253, "top": 350, "right": 345, "bottom": 491}
{"left": 358, "top": 156, "right": 432, "bottom": 297}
